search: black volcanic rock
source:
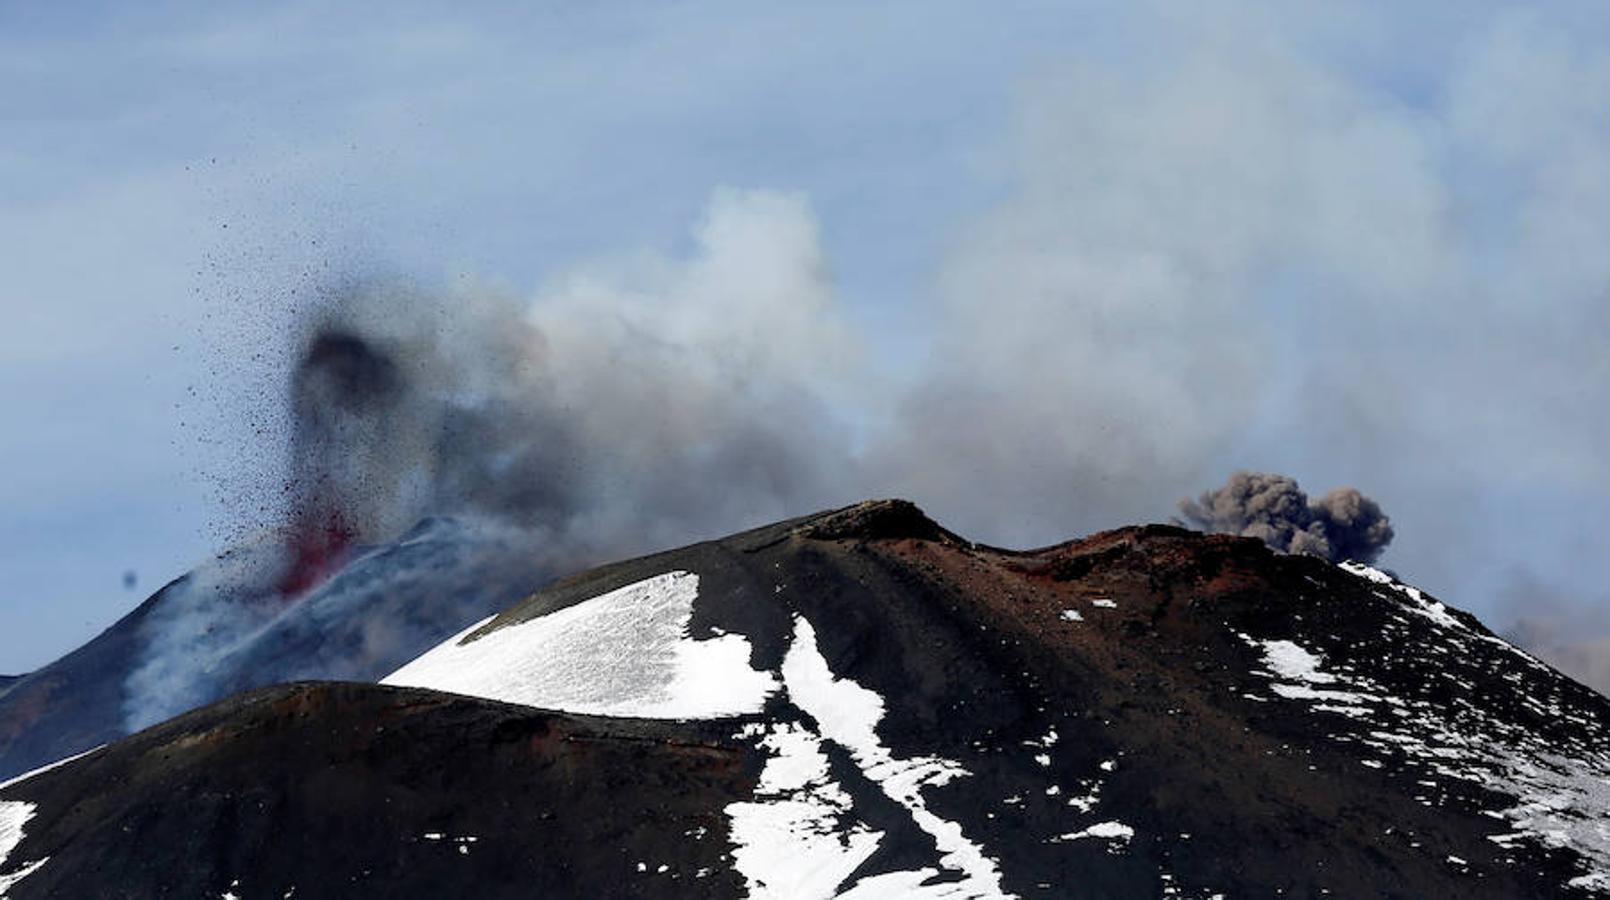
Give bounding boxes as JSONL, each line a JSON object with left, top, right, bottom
{"left": 0, "top": 683, "right": 757, "bottom": 899}
{"left": 794, "top": 497, "right": 955, "bottom": 543}
{"left": 2, "top": 500, "right": 1607, "bottom": 898}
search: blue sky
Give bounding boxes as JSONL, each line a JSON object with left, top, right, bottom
{"left": 4, "top": 2, "right": 1610, "bottom": 685}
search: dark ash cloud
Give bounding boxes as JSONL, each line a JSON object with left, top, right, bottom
{"left": 1176, "top": 470, "right": 1395, "bottom": 564}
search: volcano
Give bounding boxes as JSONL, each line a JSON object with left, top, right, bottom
{"left": 0, "top": 500, "right": 1606, "bottom": 898}
{"left": 0, "top": 517, "right": 550, "bottom": 781}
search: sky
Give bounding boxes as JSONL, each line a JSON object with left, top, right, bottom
{"left": 3, "top": 1, "right": 1610, "bottom": 687}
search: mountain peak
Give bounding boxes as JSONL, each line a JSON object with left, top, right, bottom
{"left": 794, "top": 498, "right": 952, "bottom": 543}
{"left": 3, "top": 505, "right": 1608, "bottom": 898}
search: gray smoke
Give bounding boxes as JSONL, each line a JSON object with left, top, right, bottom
{"left": 123, "top": 517, "right": 552, "bottom": 731}
{"left": 287, "top": 327, "right": 410, "bottom": 540}
{"left": 1505, "top": 621, "right": 1610, "bottom": 699}
{"left": 1175, "top": 471, "right": 1394, "bottom": 564}
{"left": 1496, "top": 571, "right": 1610, "bottom": 699}
{"left": 127, "top": 191, "right": 865, "bottom": 728}
{"left": 271, "top": 256, "right": 858, "bottom": 568}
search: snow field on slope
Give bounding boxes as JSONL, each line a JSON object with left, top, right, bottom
{"left": 781, "top": 617, "right": 1009, "bottom": 898}
{"left": 726, "top": 616, "right": 1013, "bottom": 900}
{"left": 382, "top": 571, "right": 778, "bottom": 718}
{"left": 0, "top": 802, "right": 45, "bottom": 898}
{"left": 385, "top": 570, "right": 1033, "bottom": 896}
{"left": 724, "top": 722, "right": 883, "bottom": 899}
{"left": 0, "top": 744, "right": 105, "bottom": 898}
{"left": 387, "top": 566, "right": 1016, "bottom": 897}
{"left": 1242, "top": 620, "right": 1610, "bottom": 894}
{"left": 1338, "top": 563, "right": 1548, "bottom": 668}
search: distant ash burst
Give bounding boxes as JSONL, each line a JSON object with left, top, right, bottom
{"left": 1176, "top": 470, "right": 1394, "bottom": 564}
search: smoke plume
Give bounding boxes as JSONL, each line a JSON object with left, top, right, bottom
{"left": 269, "top": 189, "right": 860, "bottom": 575}
{"left": 126, "top": 191, "right": 863, "bottom": 727}
{"left": 122, "top": 517, "right": 552, "bottom": 731}
{"left": 1175, "top": 471, "right": 1394, "bottom": 564}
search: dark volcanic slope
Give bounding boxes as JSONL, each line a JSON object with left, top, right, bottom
{"left": 0, "top": 682, "right": 757, "bottom": 899}
{"left": 0, "top": 580, "right": 171, "bottom": 784}
{"left": 0, "top": 517, "right": 550, "bottom": 781}
{"left": 3, "top": 500, "right": 1608, "bottom": 898}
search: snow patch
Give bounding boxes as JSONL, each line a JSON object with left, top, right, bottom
{"left": 1260, "top": 641, "right": 1336, "bottom": 684}
{"left": 0, "top": 801, "right": 46, "bottom": 897}
{"left": 1489, "top": 753, "right": 1610, "bottom": 882}
{"left": 1241, "top": 635, "right": 1390, "bottom": 709}
{"left": 1053, "top": 821, "right": 1133, "bottom": 844}
{"left": 836, "top": 868, "right": 987, "bottom": 899}
{"left": 1235, "top": 621, "right": 1610, "bottom": 893}
{"left": 1570, "top": 871, "right": 1610, "bottom": 891}
{"left": 782, "top": 617, "right": 1012, "bottom": 899}
{"left": 727, "top": 617, "right": 1014, "bottom": 899}
{"left": 725, "top": 722, "right": 884, "bottom": 900}
{"left": 1342, "top": 563, "right": 1464, "bottom": 632}
{"left": 1336, "top": 562, "right": 1546, "bottom": 668}
{"left": 1065, "top": 780, "right": 1102, "bottom": 814}
{"left": 383, "top": 571, "right": 778, "bottom": 718}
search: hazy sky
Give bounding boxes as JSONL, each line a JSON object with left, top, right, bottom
{"left": 4, "top": 2, "right": 1610, "bottom": 677}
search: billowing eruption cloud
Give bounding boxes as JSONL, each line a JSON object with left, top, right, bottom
{"left": 1175, "top": 471, "right": 1394, "bottom": 564}
{"left": 126, "top": 191, "right": 864, "bottom": 728}
{"left": 272, "top": 189, "right": 861, "bottom": 572}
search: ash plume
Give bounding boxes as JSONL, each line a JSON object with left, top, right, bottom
{"left": 1176, "top": 471, "right": 1394, "bottom": 564}
{"left": 126, "top": 191, "right": 862, "bottom": 728}
{"left": 279, "top": 329, "right": 409, "bottom": 593}
{"left": 267, "top": 193, "right": 858, "bottom": 569}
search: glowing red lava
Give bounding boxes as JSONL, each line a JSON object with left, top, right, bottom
{"left": 277, "top": 511, "right": 357, "bottom": 596}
